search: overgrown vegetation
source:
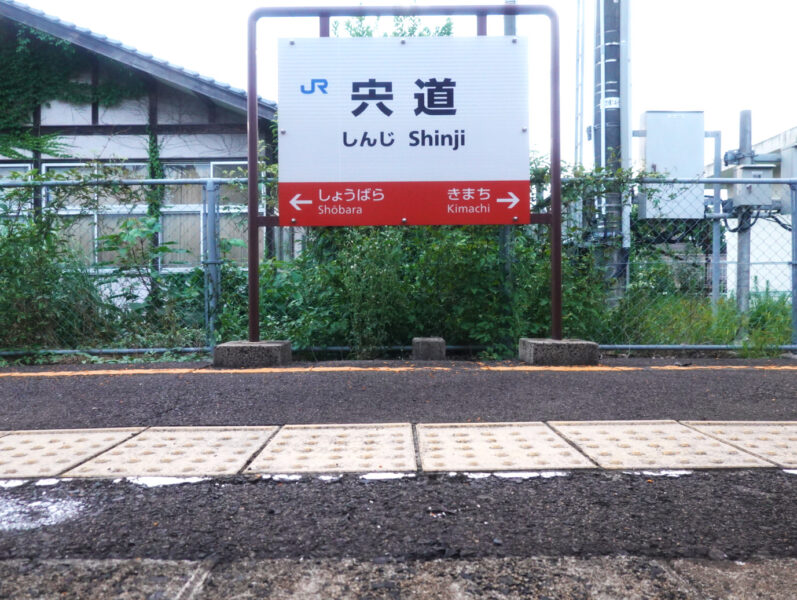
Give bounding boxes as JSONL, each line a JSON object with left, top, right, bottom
{"left": 0, "top": 166, "right": 206, "bottom": 352}
{"left": 204, "top": 161, "right": 792, "bottom": 357}
{"left": 0, "top": 22, "right": 144, "bottom": 157}
{"left": 0, "top": 161, "right": 791, "bottom": 357}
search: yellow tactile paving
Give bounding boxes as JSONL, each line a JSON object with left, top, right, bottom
{"left": 550, "top": 420, "right": 775, "bottom": 469}
{"left": 0, "top": 428, "right": 143, "bottom": 478}
{"left": 418, "top": 423, "right": 595, "bottom": 471}
{"left": 417, "top": 422, "right": 596, "bottom": 471}
{"left": 63, "top": 426, "right": 276, "bottom": 478}
{"left": 0, "top": 422, "right": 791, "bottom": 479}
{"left": 246, "top": 424, "right": 415, "bottom": 474}
{"left": 683, "top": 421, "right": 797, "bottom": 468}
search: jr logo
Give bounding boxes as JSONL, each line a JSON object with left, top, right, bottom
{"left": 301, "top": 79, "right": 329, "bottom": 94}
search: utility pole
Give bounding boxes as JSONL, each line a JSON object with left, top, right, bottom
{"left": 736, "top": 110, "right": 753, "bottom": 313}
{"left": 574, "top": 0, "right": 585, "bottom": 166}
{"left": 593, "top": 0, "right": 629, "bottom": 290}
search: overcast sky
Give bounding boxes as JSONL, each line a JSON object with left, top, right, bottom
{"left": 17, "top": 0, "right": 797, "bottom": 167}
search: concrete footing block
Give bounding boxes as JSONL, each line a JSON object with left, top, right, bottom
{"left": 213, "top": 340, "right": 292, "bottom": 368}
{"left": 518, "top": 338, "right": 599, "bottom": 366}
{"left": 412, "top": 337, "right": 446, "bottom": 361}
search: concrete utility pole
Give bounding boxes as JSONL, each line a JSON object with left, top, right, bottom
{"left": 593, "top": 0, "right": 629, "bottom": 288}
{"left": 737, "top": 110, "right": 753, "bottom": 313}
{"left": 574, "top": 0, "right": 585, "bottom": 166}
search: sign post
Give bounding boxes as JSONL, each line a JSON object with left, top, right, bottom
{"left": 247, "top": 5, "right": 561, "bottom": 342}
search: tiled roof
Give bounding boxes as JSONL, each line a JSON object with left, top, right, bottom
{"left": 0, "top": 0, "right": 276, "bottom": 120}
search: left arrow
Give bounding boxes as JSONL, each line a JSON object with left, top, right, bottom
{"left": 289, "top": 194, "right": 312, "bottom": 211}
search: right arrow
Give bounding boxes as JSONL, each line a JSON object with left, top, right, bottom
{"left": 289, "top": 194, "right": 313, "bottom": 211}
{"left": 496, "top": 192, "right": 519, "bottom": 210}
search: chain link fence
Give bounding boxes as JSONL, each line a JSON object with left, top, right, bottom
{"left": 0, "top": 174, "right": 794, "bottom": 357}
{"left": 588, "top": 178, "right": 795, "bottom": 351}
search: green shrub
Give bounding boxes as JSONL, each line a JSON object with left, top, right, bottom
{"left": 0, "top": 186, "right": 117, "bottom": 349}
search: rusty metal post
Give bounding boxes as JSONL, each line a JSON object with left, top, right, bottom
{"left": 246, "top": 12, "right": 260, "bottom": 342}
{"left": 548, "top": 10, "right": 562, "bottom": 339}
{"left": 477, "top": 12, "right": 488, "bottom": 35}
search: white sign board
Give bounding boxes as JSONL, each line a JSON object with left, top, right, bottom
{"left": 277, "top": 36, "right": 530, "bottom": 226}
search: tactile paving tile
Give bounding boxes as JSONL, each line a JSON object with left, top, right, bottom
{"left": 417, "top": 422, "right": 595, "bottom": 472}
{"left": 245, "top": 424, "right": 415, "bottom": 473}
{"left": 549, "top": 420, "right": 774, "bottom": 469}
{"left": 64, "top": 427, "right": 276, "bottom": 478}
{"left": 683, "top": 421, "right": 797, "bottom": 468}
{"left": 0, "top": 428, "right": 142, "bottom": 478}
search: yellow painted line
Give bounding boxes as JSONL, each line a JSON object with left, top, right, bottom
{"left": 650, "top": 365, "right": 797, "bottom": 371}
{"left": 0, "top": 366, "right": 451, "bottom": 378}
{"left": 483, "top": 366, "right": 643, "bottom": 372}
{"left": 0, "top": 364, "right": 794, "bottom": 379}
{"left": 0, "top": 368, "right": 197, "bottom": 378}
{"left": 651, "top": 365, "right": 751, "bottom": 371}
{"left": 206, "top": 366, "right": 452, "bottom": 374}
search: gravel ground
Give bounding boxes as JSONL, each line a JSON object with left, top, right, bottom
{"left": 1, "top": 471, "right": 795, "bottom": 562}
{"left": 3, "top": 556, "right": 796, "bottom": 599}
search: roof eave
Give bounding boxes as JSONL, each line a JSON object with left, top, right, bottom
{"left": 0, "top": 1, "right": 276, "bottom": 121}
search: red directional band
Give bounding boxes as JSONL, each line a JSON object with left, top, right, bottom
{"left": 279, "top": 181, "right": 530, "bottom": 226}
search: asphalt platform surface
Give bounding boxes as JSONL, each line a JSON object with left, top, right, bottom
{"left": 1, "top": 357, "right": 796, "bottom": 430}
{"left": 1, "top": 356, "right": 795, "bottom": 598}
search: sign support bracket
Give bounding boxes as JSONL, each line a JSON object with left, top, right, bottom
{"left": 247, "top": 4, "right": 562, "bottom": 343}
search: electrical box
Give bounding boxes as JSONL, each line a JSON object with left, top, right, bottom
{"left": 730, "top": 164, "right": 779, "bottom": 210}
{"left": 640, "top": 111, "right": 705, "bottom": 219}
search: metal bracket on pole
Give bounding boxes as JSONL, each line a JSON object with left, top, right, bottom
{"left": 705, "top": 130, "right": 722, "bottom": 311}
{"left": 246, "top": 4, "right": 563, "bottom": 341}
{"left": 791, "top": 184, "right": 797, "bottom": 346}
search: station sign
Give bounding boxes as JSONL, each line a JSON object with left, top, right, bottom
{"left": 277, "top": 36, "right": 530, "bottom": 226}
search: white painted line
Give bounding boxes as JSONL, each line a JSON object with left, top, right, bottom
{"left": 417, "top": 422, "right": 594, "bottom": 472}
{"left": 494, "top": 470, "right": 571, "bottom": 479}
{"left": 360, "top": 472, "right": 416, "bottom": 480}
{"left": 683, "top": 421, "right": 797, "bottom": 468}
{"left": 64, "top": 427, "right": 276, "bottom": 478}
{"left": 126, "top": 476, "right": 210, "bottom": 488}
{"left": 0, "top": 497, "right": 83, "bottom": 531}
{"left": 493, "top": 471, "right": 543, "bottom": 479}
{"left": 272, "top": 474, "right": 302, "bottom": 481}
{"left": 622, "top": 470, "right": 694, "bottom": 478}
{"left": 246, "top": 423, "right": 415, "bottom": 474}
{"left": 550, "top": 420, "right": 774, "bottom": 469}
{"left": 0, "top": 479, "right": 26, "bottom": 489}
{"left": 0, "top": 428, "right": 143, "bottom": 479}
